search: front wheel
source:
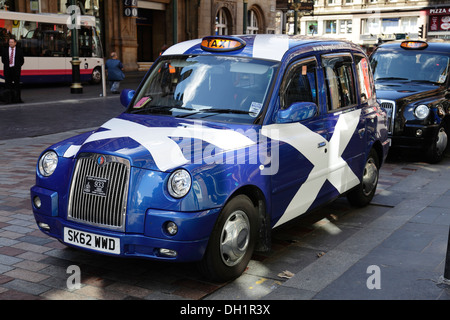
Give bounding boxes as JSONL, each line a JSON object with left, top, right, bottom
{"left": 347, "top": 149, "right": 379, "bottom": 207}
{"left": 198, "top": 195, "right": 258, "bottom": 282}
{"left": 426, "top": 125, "right": 447, "bottom": 163}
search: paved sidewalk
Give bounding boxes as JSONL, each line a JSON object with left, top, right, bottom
{"left": 2, "top": 71, "right": 146, "bottom": 107}
{"left": 258, "top": 155, "right": 450, "bottom": 300}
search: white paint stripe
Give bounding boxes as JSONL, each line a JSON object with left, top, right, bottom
{"left": 262, "top": 109, "right": 361, "bottom": 228}
{"left": 63, "top": 118, "right": 256, "bottom": 172}
{"left": 252, "top": 34, "right": 289, "bottom": 61}
{"left": 162, "top": 39, "right": 202, "bottom": 56}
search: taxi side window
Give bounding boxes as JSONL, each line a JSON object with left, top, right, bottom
{"left": 322, "top": 54, "right": 357, "bottom": 111}
{"left": 354, "top": 54, "right": 374, "bottom": 103}
{"left": 281, "top": 58, "right": 318, "bottom": 110}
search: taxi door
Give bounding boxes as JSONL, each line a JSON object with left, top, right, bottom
{"left": 262, "top": 56, "right": 331, "bottom": 228}
{"left": 263, "top": 53, "right": 364, "bottom": 228}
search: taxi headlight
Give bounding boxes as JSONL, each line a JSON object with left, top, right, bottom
{"left": 167, "top": 169, "right": 192, "bottom": 198}
{"left": 414, "top": 105, "right": 429, "bottom": 120}
{"left": 38, "top": 151, "right": 58, "bottom": 177}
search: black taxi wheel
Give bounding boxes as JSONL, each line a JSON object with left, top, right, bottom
{"left": 426, "top": 126, "right": 448, "bottom": 164}
{"left": 347, "top": 149, "right": 379, "bottom": 207}
{"left": 198, "top": 194, "right": 258, "bottom": 283}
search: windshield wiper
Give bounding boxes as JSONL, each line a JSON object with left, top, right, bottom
{"left": 409, "top": 79, "right": 441, "bottom": 85}
{"left": 197, "top": 108, "right": 251, "bottom": 115}
{"left": 130, "top": 106, "right": 173, "bottom": 115}
{"left": 375, "top": 77, "right": 409, "bottom": 81}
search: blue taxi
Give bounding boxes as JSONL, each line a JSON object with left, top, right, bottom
{"left": 31, "top": 35, "right": 390, "bottom": 282}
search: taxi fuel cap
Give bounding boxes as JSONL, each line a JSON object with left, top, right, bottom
{"left": 201, "top": 36, "right": 246, "bottom": 52}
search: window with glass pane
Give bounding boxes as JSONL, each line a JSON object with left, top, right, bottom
{"left": 322, "top": 54, "right": 357, "bottom": 110}
{"left": 340, "top": 20, "right": 352, "bottom": 34}
{"left": 281, "top": 59, "right": 318, "bottom": 110}
{"left": 381, "top": 18, "right": 399, "bottom": 34}
{"left": 215, "top": 8, "right": 228, "bottom": 35}
{"left": 325, "top": 20, "right": 337, "bottom": 34}
{"left": 400, "top": 17, "right": 418, "bottom": 32}
{"left": 247, "top": 10, "right": 258, "bottom": 34}
{"left": 354, "top": 55, "right": 374, "bottom": 103}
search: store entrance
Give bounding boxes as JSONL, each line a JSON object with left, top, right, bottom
{"left": 137, "top": 24, "right": 153, "bottom": 62}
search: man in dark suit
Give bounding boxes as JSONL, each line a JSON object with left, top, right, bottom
{"left": 2, "top": 37, "right": 24, "bottom": 103}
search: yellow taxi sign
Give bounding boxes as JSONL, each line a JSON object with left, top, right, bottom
{"left": 201, "top": 36, "right": 246, "bottom": 52}
{"left": 400, "top": 41, "right": 428, "bottom": 50}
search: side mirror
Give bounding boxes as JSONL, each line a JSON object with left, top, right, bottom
{"left": 120, "top": 89, "right": 135, "bottom": 108}
{"left": 276, "top": 102, "right": 318, "bottom": 123}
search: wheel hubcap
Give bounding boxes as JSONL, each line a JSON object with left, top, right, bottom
{"left": 362, "top": 158, "right": 378, "bottom": 196}
{"left": 220, "top": 210, "right": 250, "bottom": 267}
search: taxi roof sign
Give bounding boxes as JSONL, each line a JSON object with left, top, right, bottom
{"left": 201, "top": 36, "right": 246, "bottom": 52}
{"left": 400, "top": 40, "right": 428, "bottom": 50}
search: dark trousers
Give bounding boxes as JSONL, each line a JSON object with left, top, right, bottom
{"left": 4, "top": 66, "right": 22, "bottom": 102}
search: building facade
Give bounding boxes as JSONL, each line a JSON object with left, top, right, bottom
{"left": 275, "top": 0, "right": 450, "bottom": 50}
{"left": 3, "top": 0, "right": 276, "bottom": 71}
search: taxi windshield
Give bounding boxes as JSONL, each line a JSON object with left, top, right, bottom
{"left": 126, "top": 55, "right": 278, "bottom": 124}
{"left": 371, "top": 49, "right": 450, "bottom": 85}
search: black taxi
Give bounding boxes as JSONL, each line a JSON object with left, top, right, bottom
{"left": 370, "top": 40, "right": 450, "bottom": 162}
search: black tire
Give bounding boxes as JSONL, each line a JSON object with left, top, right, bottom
{"left": 347, "top": 149, "right": 379, "bottom": 207}
{"left": 90, "top": 67, "right": 102, "bottom": 84}
{"left": 198, "top": 194, "right": 258, "bottom": 282}
{"left": 426, "top": 125, "right": 447, "bottom": 164}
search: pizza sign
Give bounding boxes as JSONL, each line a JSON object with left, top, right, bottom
{"left": 428, "top": 8, "right": 450, "bottom": 31}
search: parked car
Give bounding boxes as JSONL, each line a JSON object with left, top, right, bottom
{"left": 370, "top": 40, "right": 450, "bottom": 162}
{"left": 31, "top": 35, "right": 390, "bottom": 282}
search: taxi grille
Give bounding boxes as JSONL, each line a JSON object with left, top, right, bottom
{"left": 67, "top": 153, "right": 130, "bottom": 231}
{"left": 379, "top": 100, "right": 396, "bottom": 134}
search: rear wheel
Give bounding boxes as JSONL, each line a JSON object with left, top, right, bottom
{"left": 347, "top": 149, "right": 379, "bottom": 207}
{"left": 198, "top": 195, "right": 258, "bottom": 282}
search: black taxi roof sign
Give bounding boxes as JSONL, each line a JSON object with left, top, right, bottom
{"left": 400, "top": 40, "right": 428, "bottom": 50}
{"left": 201, "top": 36, "right": 246, "bottom": 52}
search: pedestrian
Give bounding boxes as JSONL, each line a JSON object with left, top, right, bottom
{"left": 105, "top": 51, "right": 124, "bottom": 94}
{"left": 1, "top": 36, "right": 24, "bottom": 103}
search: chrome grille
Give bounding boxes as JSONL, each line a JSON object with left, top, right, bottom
{"left": 379, "top": 99, "right": 396, "bottom": 134}
{"left": 68, "top": 153, "right": 130, "bottom": 231}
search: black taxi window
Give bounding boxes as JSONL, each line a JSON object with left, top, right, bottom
{"left": 322, "top": 54, "right": 357, "bottom": 111}
{"left": 371, "top": 50, "right": 450, "bottom": 85}
{"left": 281, "top": 59, "right": 318, "bottom": 110}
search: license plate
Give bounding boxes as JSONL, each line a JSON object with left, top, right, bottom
{"left": 63, "top": 227, "right": 120, "bottom": 254}
{"left": 83, "top": 176, "right": 109, "bottom": 197}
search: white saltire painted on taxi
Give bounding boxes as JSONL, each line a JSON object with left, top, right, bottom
{"left": 262, "top": 109, "right": 361, "bottom": 227}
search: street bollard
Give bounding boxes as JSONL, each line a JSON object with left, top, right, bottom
{"left": 444, "top": 226, "right": 450, "bottom": 281}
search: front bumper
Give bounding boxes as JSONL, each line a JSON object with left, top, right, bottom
{"left": 31, "top": 186, "right": 221, "bottom": 262}
{"left": 390, "top": 124, "right": 439, "bottom": 151}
